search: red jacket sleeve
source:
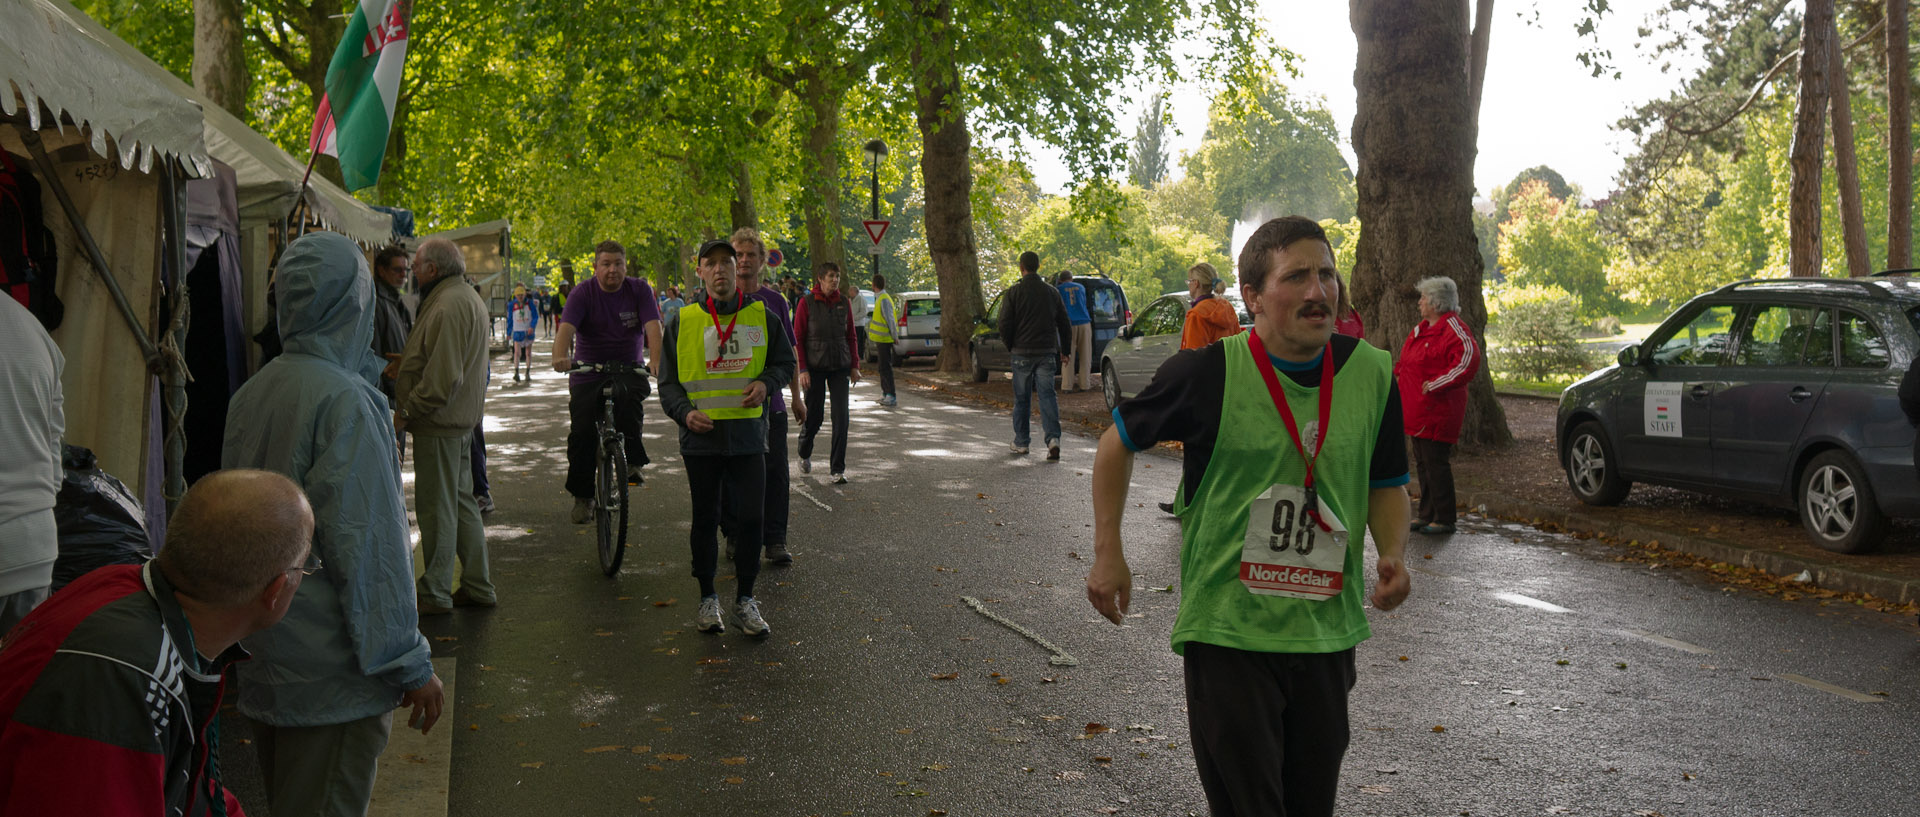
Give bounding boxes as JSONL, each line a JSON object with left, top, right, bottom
{"left": 793, "top": 297, "right": 811, "bottom": 373}
{"left": 0, "top": 722, "right": 165, "bottom": 815}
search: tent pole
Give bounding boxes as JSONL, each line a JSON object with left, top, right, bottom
{"left": 14, "top": 126, "right": 161, "bottom": 367}
{"left": 159, "top": 163, "right": 191, "bottom": 516}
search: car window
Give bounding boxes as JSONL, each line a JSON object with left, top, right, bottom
{"left": 1088, "top": 283, "right": 1125, "bottom": 324}
{"left": 1733, "top": 304, "right": 1824, "bottom": 366}
{"left": 907, "top": 297, "right": 941, "bottom": 317}
{"left": 1152, "top": 298, "right": 1189, "bottom": 336}
{"left": 1838, "top": 310, "right": 1889, "bottom": 367}
{"left": 1647, "top": 303, "right": 1737, "bottom": 366}
{"left": 1799, "top": 308, "right": 1835, "bottom": 366}
{"left": 984, "top": 294, "right": 1002, "bottom": 323}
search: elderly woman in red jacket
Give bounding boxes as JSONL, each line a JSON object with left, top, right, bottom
{"left": 1396, "top": 276, "right": 1480, "bottom": 534}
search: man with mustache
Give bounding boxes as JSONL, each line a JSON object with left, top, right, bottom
{"left": 1085, "top": 215, "right": 1412, "bottom": 817}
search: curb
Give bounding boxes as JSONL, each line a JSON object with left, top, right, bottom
{"left": 1462, "top": 489, "right": 1920, "bottom": 607}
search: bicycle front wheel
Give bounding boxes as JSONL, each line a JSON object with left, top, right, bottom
{"left": 595, "top": 441, "right": 629, "bottom": 576}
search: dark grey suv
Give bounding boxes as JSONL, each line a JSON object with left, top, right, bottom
{"left": 1557, "top": 277, "right": 1920, "bottom": 553}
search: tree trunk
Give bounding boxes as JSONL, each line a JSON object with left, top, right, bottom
{"left": 1351, "top": 0, "right": 1510, "bottom": 449}
{"left": 730, "top": 161, "right": 758, "bottom": 234}
{"left": 1889, "top": 0, "right": 1912, "bottom": 269}
{"left": 1789, "top": 0, "right": 1834, "bottom": 277}
{"left": 1468, "top": 0, "right": 1494, "bottom": 132}
{"left": 797, "top": 69, "right": 848, "bottom": 287}
{"left": 914, "top": 0, "right": 986, "bottom": 373}
{"left": 192, "top": 0, "right": 249, "bottom": 118}
{"left": 1828, "top": 13, "right": 1871, "bottom": 276}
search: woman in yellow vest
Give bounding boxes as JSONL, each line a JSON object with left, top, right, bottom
{"left": 658, "top": 240, "right": 796, "bottom": 638}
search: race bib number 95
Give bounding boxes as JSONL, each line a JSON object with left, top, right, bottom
{"left": 1240, "top": 484, "right": 1348, "bottom": 600}
{"left": 703, "top": 325, "right": 766, "bottom": 375}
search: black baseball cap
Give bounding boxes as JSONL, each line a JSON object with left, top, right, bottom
{"left": 697, "top": 239, "right": 736, "bottom": 260}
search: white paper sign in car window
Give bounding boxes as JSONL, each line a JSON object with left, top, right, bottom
{"left": 1644, "top": 381, "right": 1684, "bottom": 438}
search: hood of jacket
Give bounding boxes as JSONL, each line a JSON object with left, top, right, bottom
{"left": 277, "top": 232, "right": 383, "bottom": 385}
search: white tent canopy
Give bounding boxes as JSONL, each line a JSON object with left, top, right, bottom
{"left": 0, "top": 0, "right": 209, "bottom": 177}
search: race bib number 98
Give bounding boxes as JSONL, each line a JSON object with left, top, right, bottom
{"left": 703, "top": 325, "right": 766, "bottom": 375}
{"left": 1240, "top": 484, "right": 1348, "bottom": 600}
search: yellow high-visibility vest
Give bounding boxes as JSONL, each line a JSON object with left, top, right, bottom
{"left": 675, "top": 300, "right": 769, "bottom": 420}
{"left": 866, "top": 291, "right": 900, "bottom": 343}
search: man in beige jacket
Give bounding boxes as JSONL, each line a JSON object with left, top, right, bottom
{"left": 394, "top": 238, "right": 495, "bottom": 614}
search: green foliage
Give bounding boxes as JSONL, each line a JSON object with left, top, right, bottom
{"left": 1183, "top": 69, "right": 1354, "bottom": 225}
{"left": 1498, "top": 182, "right": 1617, "bottom": 317}
{"left": 1128, "top": 93, "right": 1170, "bottom": 190}
{"left": 1014, "top": 185, "right": 1229, "bottom": 309}
{"left": 1492, "top": 165, "right": 1573, "bottom": 225}
{"left": 1319, "top": 217, "right": 1361, "bottom": 282}
{"left": 1486, "top": 284, "right": 1597, "bottom": 383}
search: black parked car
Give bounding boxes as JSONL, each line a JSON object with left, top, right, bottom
{"left": 969, "top": 274, "right": 1130, "bottom": 381}
{"left": 1557, "top": 276, "right": 1920, "bottom": 553}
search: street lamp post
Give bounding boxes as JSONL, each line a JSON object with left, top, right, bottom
{"left": 863, "top": 138, "right": 887, "bottom": 284}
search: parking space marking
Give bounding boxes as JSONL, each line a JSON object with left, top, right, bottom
{"left": 1776, "top": 673, "right": 1886, "bottom": 703}
{"left": 1625, "top": 629, "right": 1713, "bottom": 654}
{"left": 1493, "top": 592, "right": 1572, "bottom": 613}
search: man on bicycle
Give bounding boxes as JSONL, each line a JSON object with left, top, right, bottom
{"left": 553, "top": 240, "right": 663, "bottom": 524}
{"left": 659, "top": 239, "right": 795, "bottom": 637}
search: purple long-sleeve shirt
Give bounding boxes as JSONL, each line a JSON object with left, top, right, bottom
{"left": 745, "top": 285, "right": 796, "bottom": 413}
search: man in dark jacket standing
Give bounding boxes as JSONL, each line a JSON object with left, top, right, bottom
{"left": 793, "top": 262, "right": 861, "bottom": 482}
{"left": 371, "top": 246, "right": 413, "bottom": 404}
{"left": 999, "top": 251, "right": 1072, "bottom": 460}
{"left": 660, "top": 240, "right": 795, "bottom": 638}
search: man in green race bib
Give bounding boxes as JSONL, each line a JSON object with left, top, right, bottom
{"left": 1086, "top": 216, "right": 1412, "bottom": 817}
{"left": 659, "top": 239, "right": 795, "bottom": 638}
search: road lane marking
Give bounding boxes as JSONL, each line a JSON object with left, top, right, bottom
{"left": 791, "top": 483, "right": 833, "bottom": 512}
{"left": 961, "top": 596, "right": 1079, "bottom": 666}
{"left": 1625, "top": 630, "right": 1713, "bottom": 654}
{"left": 1776, "top": 673, "right": 1887, "bottom": 703}
{"left": 1493, "top": 592, "right": 1572, "bottom": 613}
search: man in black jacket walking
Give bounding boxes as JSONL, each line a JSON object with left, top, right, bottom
{"left": 998, "top": 251, "right": 1072, "bottom": 460}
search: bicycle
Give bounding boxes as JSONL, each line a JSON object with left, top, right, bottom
{"left": 566, "top": 361, "right": 647, "bottom": 576}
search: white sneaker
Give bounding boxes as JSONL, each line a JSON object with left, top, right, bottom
{"left": 696, "top": 596, "right": 725, "bottom": 633}
{"left": 734, "top": 597, "right": 770, "bottom": 637}
{"left": 1010, "top": 443, "right": 1029, "bottom": 455}
{"left": 570, "top": 498, "right": 594, "bottom": 524}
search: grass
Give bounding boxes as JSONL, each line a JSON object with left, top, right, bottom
{"left": 1491, "top": 378, "right": 1573, "bottom": 398}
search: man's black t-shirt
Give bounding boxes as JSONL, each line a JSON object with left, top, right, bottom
{"left": 1114, "top": 333, "right": 1409, "bottom": 505}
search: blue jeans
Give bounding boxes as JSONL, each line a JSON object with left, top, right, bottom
{"left": 1010, "top": 353, "right": 1062, "bottom": 448}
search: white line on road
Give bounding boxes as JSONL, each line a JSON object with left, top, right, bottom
{"left": 1776, "top": 673, "right": 1887, "bottom": 703}
{"left": 1493, "top": 592, "right": 1573, "bottom": 613}
{"left": 791, "top": 483, "right": 833, "bottom": 512}
{"left": 1625, "top": 629, "right": 1713, "bottom": 655}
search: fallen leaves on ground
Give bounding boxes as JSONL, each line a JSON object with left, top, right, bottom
{"left": 1431, "top": 725, "right": 1446, "bottom": 733}
{"left": 697, "top": 657, "right": 729, "bottom": 665}
{"left": 583, "top": 745, "right": 623, "bottom": 753}
{"left": 519, "top": 761, "right": 544, "bottom": 769}
{"left": 929, "top": 671, "right": 959, "bottom": 680}
{"left": 628, "top": 745, "right": 653, "bottom": 753}
{"left": 579, "top": 721, "right": 599, "bottom": 729}
{"left": 655, "top": 753, "right": 690, "bottom": 762}
{"left": 432, "top": 635, "right": 458, "bottom": 642}
{"left": 720, "top": 757, "right": 747, "bottom": 765}
{"left": 922, "top": 763, "right": 948, "bottom": 771}
{"left": 722, "top": 777, "right": 745, "bottom": 784}
{"left": 652, "top": 598, "right": 677, "bottom": 607}
{"left": 1084, "top": 723, "right": 1114, "bottom": 735}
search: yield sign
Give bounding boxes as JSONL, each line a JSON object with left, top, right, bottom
{"left": 863, "top": 220, "right": 891, "bottom": 244}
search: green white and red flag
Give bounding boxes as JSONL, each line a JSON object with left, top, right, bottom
{"left": 308, "top": 0, "right": 412, "bottom": 192}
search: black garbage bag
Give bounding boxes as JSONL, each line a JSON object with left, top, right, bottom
{"left": 51, "top": 445, "right": 153, "bottom": 592}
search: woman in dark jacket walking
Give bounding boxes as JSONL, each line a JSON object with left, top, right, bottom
{"left": 1395, "top": 276, "right": 1480, "bottom": 534}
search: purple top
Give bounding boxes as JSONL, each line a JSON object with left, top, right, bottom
{"left": 744, "top": 285, "right": 795, "bottom": 413}
{"left": 561, "top": 277, "right": 661, "bottom": 385}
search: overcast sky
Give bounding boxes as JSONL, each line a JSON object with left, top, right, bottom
{"left": 1023, "top": 0, "right": 1702, "bottom": 200}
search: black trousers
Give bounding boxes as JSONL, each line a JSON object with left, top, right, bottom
{"left": 1184, "top": 643, "right": 1357, "bottom": 817}
{"left": 566, "top": 373, "right": 650, "bottom": 499}
{"left": 685, "top": 453, "right": 764, "bottom": 599}
{"left": 469, "top": 424, "right": 489, "bottom": 497}
{"left": 1412, "top": 436, "right": 1456, "bottom": 526}
{"left": 721, "top": 410, "right": 790, "bottom": 546}
{"left": 798, "top": 368, "right": 850, "bottom": 474}
{"left": 874, "top": 342, "right": 896, "bottom": 396}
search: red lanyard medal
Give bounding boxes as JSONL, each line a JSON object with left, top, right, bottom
{"left": 1246, "top": 331, "right": 1335, "bottom": 531}
{"left": 706, "top": 291, "right": 745, "bottom": 367}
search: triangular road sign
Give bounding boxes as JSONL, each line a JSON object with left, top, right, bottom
{"left": 863, "top": 220, "right": 890, "bottom": 244}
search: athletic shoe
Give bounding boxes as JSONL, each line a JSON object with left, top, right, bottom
{"left": 1047, "top": 443, "right": 1061, "bottom": 461}
{"left": 799, "top": 458, "right": 812, "bottom": 474}
{"left": 1010, "top": 443, "right": 1029, "bottom": 455}
{"left": 1409, "top": 520, "right": 1428, "bottom": 532}
{"left": 765, "top": 542, "right": 793, "bottom": 565}
{"left": 1417, "top": 523, "right": 1457, "bottom": 535}
{"left": 571, "top": 498, "right": 594, "bottom": 524}
{"left": 832, "top": 473, "right": 847, "bottom": 484}
{"left": 451, "top": 588, "right": 496, "bottom": 608}
{"left": 1159, "top": 502, "right": 1177, "bottom": 515}
{"left": 734, "top": 597, "right": 770, "bottom": 637}
{"left": 476, "top": 493, "right": 495, "bottom": 514}
{"left": 417, "top": 598, "right": 453, "bottom": 616}
{"left": 512, "top": 373, "right": 521, "bottom": 383}
{"left": 696, "top": 595, "right": 726, "bottom": 633}
{"left": 881, "top": 395, "right": 897, "bottom": 406}
{"left": 627, "top": 464, "right": 644, "bottom": 485}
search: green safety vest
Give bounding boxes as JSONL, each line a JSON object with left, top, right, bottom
{"left": 1167, "top": 333, "right": 1394, "bottom": 657}
{"left": 866, "top": 291, "right": 899, "bottom": 343}
{"left": 675, "top": 300, "right": 770, "bottom": 420}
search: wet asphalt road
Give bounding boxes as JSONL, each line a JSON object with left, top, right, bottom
{"left": 237, "top": 339, "right": 1920, "bottom": 817}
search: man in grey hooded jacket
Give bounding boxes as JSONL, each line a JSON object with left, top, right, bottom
{"left": 223, "top": 231, "right": 444, "bottom": 817}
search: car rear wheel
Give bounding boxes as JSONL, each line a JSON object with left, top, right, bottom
{"left": 1798, "top": 450, "right": 1888, "bottom": 554}
{"left": 1564, "top": 422, "right": 1630, "bottom": 506}
{"left": 970, "top": 345, "right": 988, "bottom": 382}
{"left": 1101, "top": 360, "right": 1120, "bottom": 410}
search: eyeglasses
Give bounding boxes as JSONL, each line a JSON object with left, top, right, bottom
{"left": 287, "top": 552, "right": 323, "bottom": 577}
